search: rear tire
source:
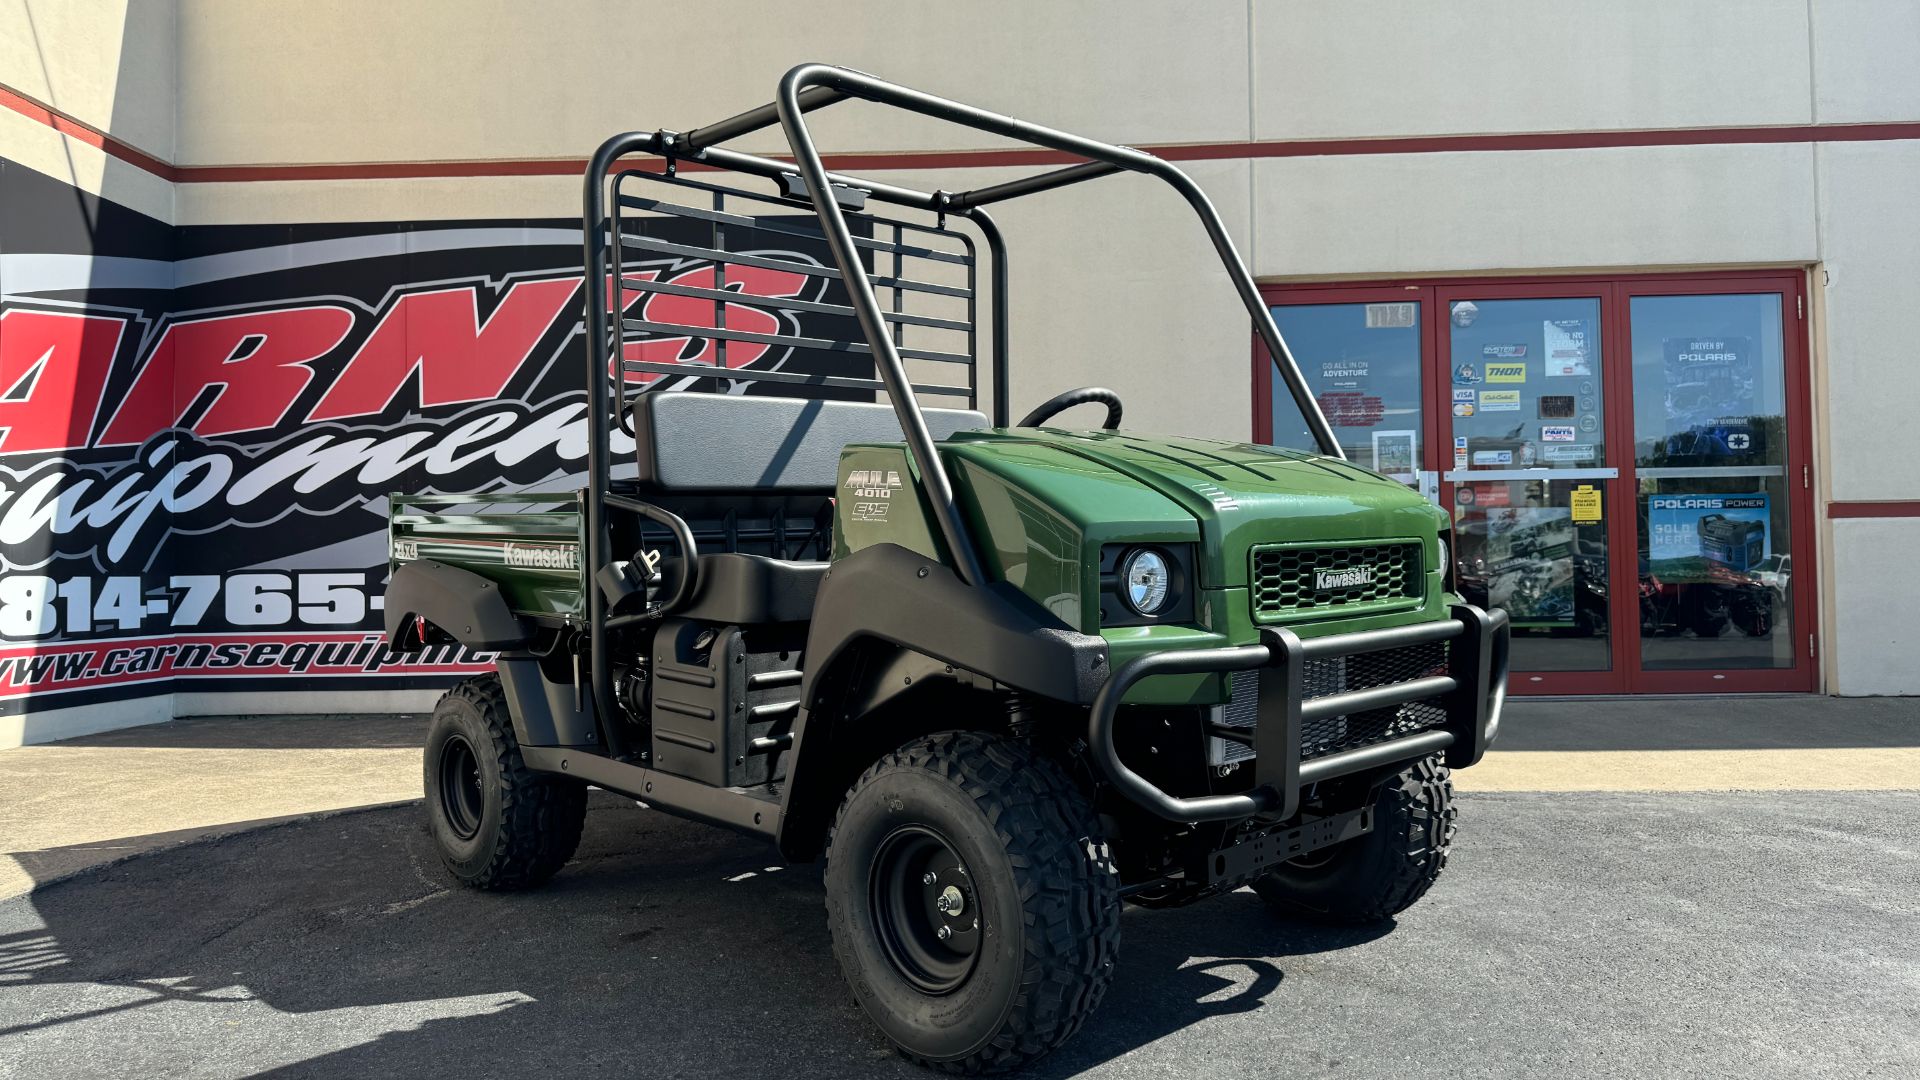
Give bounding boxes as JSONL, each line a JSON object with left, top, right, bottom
{"left": 424, "top": 673, "right": 588, "bottom": 890}
{"left": 824, "top": 732, "right": 1121, "bottom": 1073}
{"left": 1253, "top": 755, "right": 1454, "bottom": 925}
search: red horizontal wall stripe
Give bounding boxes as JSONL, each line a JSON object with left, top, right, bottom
{"left": 162, "top": 121, "right": 1920, "bottom": 184}
{"left": 173, "top": 158, "right": 591, "bottom": 183}
{"left": 4, "top": 75, "right": 1917, "bottom": 185}
{"left": 1828, "top": 501, "right": 1920, "bottom": 519}
{"left": 0, "top": 83, "right": 177, "bottom": 179}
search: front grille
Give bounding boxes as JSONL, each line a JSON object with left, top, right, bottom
{"left": 1209, "top": 672, "right": 1262, "bottom": 766}
{"left": 1212, "top": 639, "right": 1452, "bottom": 765}
{"left": 1251, "top": 541, "right": 1422, "bottom": 622}
{"left": 1300, "top": 640, "right": 1450, "bottom": 760}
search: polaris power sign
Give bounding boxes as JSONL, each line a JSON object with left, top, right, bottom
{"left": 1647, "top": 493, "right": 1772, "bottom": 581}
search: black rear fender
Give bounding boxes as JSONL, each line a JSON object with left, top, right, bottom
{"left": 384, "top": 559, "right": 528, "bottom": 651}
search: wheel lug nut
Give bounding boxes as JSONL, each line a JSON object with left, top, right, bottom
{"left": 937, "top": 925, "right": 953, "bottom": 941}
{"left": 922, "top": 872, "right": 937, "bottom": 886}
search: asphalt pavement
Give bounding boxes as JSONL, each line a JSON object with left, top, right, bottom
{"left": 3, "top": 787, "right": 1916, "bottom": 1079}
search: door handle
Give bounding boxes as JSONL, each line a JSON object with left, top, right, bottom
{"left": 1443, "top": 468, "right": 1619, "bottom": 482}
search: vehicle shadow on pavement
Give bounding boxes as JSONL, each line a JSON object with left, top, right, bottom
{"left": 0, "top": 793, "right": 1387, "bottom": 1079}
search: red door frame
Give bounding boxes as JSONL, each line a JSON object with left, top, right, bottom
{"left": 1256, "top": 269, "right": 1817, "bottom": 695}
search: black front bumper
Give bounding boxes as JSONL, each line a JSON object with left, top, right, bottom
{"left": 1087, "top": 603, "right": 1511, "bottom": 822}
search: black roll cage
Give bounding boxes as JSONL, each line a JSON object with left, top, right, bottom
{"left": 581, "top": 63, "right": 1339, "bottom": 734}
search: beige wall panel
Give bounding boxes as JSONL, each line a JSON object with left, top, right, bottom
{"left": 1827, "top": 518, "right": 1920, "bottom": 695}
{"left": 1250, "top": 143, "right": 1818, "bottom": 279}
{"left": 181, "top": 158, "right": 1260, "bottom": 442}
{"left": 176, "top": 173, "right": 583, "bottom": 225}
{"left": 1251, "top": 0, "right": 1814, "bottom": 140}
{"left": 1813, "top": 140, "right": 1920, "bottom": 503}
{"left": 176, "top": 0, "right": 1251, "bottom": 166}
{"left": 1810, "top": 0, "right": 1920, "bottom": 123}
{"left": 0, "top": 108, "right": 173, "bottom": 222}
{"left": 862, "top": 159, "right": 1259, "bottom": 441}
{"left": 0, "top": 0, "right": 176, "bottom": 158}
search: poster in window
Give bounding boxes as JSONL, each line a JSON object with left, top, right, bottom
{"left": 1661, "top": 336, "right": 1763, "bottom": 463}
{"left": 1647, "top": 493, "right": 1771, "bottom": 581}
{"left": 1544, "top": 319, "right": 1593, "bottom": 377}
{"left": 1371, "top": 429, "right": 1417, "bottom": 479}
{"left": 1485, "top": 507, "right": 1577, "bottom": 627}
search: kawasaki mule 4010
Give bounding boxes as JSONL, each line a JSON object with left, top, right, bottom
{"left": 383, "top": 64, "right": 1510, "bottom": 1072}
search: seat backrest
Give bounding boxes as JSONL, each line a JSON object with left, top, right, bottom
{"left": 633, "top": 394, "right": 987, "bottom": 493}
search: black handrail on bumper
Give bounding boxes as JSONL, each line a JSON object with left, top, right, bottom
{"left": 1087, "top": 604, "right": 1511, "bottom": 823}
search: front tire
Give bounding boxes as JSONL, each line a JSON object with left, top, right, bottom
{"left": 1253, "top": 754, "right": 1455, "bottom": 925}
{"left": 824, "top": 732, "right": 1121, "bottom": 1073}
{"left": 424, "top": 673, "right": 588, "bottom": 890}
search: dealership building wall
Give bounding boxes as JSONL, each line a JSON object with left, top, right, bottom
{"left": 1, "top": 1, "right": 1916, "bottom": 742}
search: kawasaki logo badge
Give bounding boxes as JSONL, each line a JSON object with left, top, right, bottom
{"left": 503, "top": 542, "right": 580, "bottom": 570}
{"left": 1316, "top": 567, "right": 1375, "bottom": 591}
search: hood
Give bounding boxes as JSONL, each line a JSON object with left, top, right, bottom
{"left": 944, "top": 427, "right": 1447, "bottom": 588}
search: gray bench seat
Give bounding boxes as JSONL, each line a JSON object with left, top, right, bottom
{"left": 633, "top": 393, "right": 987, "bottom": 493}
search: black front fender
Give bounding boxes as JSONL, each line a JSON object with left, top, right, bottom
{"left": 774, "top": 543, "right": 1109, "bottom": 861}
{"left": 383, "top": 560, "right": 527, "bottom": 651}
{"left": 797, "top": 543, "right": 1108, "bottom": 707}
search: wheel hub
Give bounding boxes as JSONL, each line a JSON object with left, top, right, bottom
{"left": 437, "top": 733, "right": 484, "bottom": 842}
{"left": 869, "top": 826, "right": 982, "bottom": 994}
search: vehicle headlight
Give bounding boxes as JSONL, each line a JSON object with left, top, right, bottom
{"left": 1099, "top": 542, "right": 1194, "bottom": 626}
{"left": 1121, "top": 548, "right": 1172, "bottom": 615}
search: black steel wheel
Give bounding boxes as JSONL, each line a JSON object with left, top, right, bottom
{"left": 436, "top": 732, "right": 485, "bottom": 842}
{"left": 423, "top": 674, "right": 588, "bottom": 891}
{"left": 1253, "top": 754, "right": 1455, "bottom": 925}
{"left": 869, "top": 826, "right": 981, "bottom": 994}
{"left": 824, "top": 731, "right": 1121, "bottom": 1073}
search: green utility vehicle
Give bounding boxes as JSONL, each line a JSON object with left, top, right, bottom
{"left": 385, "top": 65, "right": 1510, "bottom": 1072}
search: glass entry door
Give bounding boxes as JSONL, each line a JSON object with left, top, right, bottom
{"left": 1436, "top": 288, "right": 1623, "bottom": 693}
{"left": 1625, "top": 282, "right": 1815, "bottom": 692}
{"left": 1260, "top": 271, "right": 1817, "bottom": 695}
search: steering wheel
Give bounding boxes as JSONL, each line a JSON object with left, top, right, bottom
{"left": 1018, "top": 387, "right": 1124, "bottom": 430}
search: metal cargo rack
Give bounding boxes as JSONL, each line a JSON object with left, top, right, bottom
{"left": 611, "top": 168, "right": 983, "bottom": 414}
